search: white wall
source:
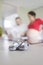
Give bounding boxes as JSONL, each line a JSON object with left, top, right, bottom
{"left": 0, "top": 0, "right": 2, "bottom": 27}
{"left": 18, "top": 7, "right": 43, "bottom": 25}
{"left": 4, "top": 14, "right": 19, "bottom": 28}
{"left": 1, "top": 7, "right": 43, "bottom": 28}
{"left": 34, "top": 7, "right": 43, "bottom": 19}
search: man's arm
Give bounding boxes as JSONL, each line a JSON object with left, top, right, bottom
{"left": 21, "top": 32, "right": 26, "bottom": 37}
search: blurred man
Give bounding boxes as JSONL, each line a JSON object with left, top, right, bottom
{"left": 7, "top": 17, "right": 26, "bottom": 39}
{"left": 8, "top": 17, "right": 28, "bottom": 51}
{"left": 27, "top": 11, "right": 43, "bottom": 44}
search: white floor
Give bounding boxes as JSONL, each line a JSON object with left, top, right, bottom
{"left": 0, "top": 39, "right": 43, "bottom": 65}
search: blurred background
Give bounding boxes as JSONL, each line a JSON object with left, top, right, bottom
{"left": 0, "top": 0, "right": 43, "bottom": 27}
{"left": 0, "top": 0, "right": 43, "bottom": 37}
{"left": 0, "top": 0, "right": 43, "bottom": 28}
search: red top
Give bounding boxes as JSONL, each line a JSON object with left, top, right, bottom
{"left": 28, "top": 18, "right": 43, "bottom": 31}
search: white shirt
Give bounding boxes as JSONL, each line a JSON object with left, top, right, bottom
{"left": 7, "top": 23, "right": 27, "bottom": 38}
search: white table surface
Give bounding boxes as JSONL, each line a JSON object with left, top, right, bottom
{"left": 0, "top": 38, "right": 43, "bottom": 65}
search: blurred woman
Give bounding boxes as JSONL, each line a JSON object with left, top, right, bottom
{"left": 27, "top": 11, "right": 43, "bottom": 44}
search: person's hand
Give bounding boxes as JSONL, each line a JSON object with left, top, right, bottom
{"left": 21, "top": 32, "right": 26, "bottom": 37}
